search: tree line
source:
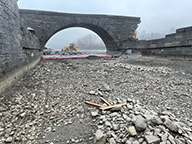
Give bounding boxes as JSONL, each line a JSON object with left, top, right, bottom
{"left": 74, "top": 34, "right": 106, "bottom": 50}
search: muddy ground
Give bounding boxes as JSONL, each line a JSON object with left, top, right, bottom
{"left": 0, "top": 55, "right": 192, "bottom": 143}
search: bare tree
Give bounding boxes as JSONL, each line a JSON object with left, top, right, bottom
{"left": 75, "top": 34, "right": 106, "bottom": 50}
{"left": 137, "top": 30, "right": 165, "bottom": 40}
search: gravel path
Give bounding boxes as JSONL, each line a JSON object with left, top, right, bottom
{"left": 0, "top": 55, "right": 191, "bottom": 143}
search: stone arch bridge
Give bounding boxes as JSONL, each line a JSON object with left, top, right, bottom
{"left": 19, "top": 9, "right": 140, "bottom": 52}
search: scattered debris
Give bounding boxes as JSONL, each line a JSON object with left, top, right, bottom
{"left": 0, "top": 56, "right": 192, "bottom": 143}
{"left": 85, "top": 97, "right": 126, "bottom": 110}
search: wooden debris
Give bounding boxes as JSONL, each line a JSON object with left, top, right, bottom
{"left": 85, "top": 98, "right": 126, "bottom": 111}
{"left": 85, "top": 101, "right": 102, "bottom": 108}
{"left": 100, "top": 97, "right": 111, "bottom": 106}
{"left": 100, "top": 103, "right": 126, "bottom": 110}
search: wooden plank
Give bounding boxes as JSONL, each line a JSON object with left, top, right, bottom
{"left": 85, "top": 101, "right": 102, "bottom": 108}
{"left": 100, "top": 97, "right": 111, "bottom": 106}
{"left": 99, "top": 103, "right": 126, "bottom": 110}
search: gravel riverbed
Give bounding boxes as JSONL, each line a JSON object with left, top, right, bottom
{"left": 0, "top": 55, "right": 192, "bottom": 143}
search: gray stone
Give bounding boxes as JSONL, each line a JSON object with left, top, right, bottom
{"left": 94, "top": 129, "right": 107, "bottom": 144}
{"left": 161, "top": 133, "right": 168, "bottom": 142}
{"left": 132, "top": 141, "right": 140, "bottom": 144}
{"left": 164, "top": 119, "right": 178, "bottom": 132}
{"left": 175, "top": 139, "right": 183, "bottom": 144}
{"left": 109, "top": 138, "right": 116, "bottom": 144}
{"left": 111, "top": 106, "right": 122, "bottom": 112}
{"left": 99, "top": 83, "right": 111, "bottom": 91}
{"left": 133, "top": 115, "right": 147, "bottom": 131}
{"left": 110, "top": 112, "right": 119, "bottom": 117}
{"left": 125, "top": 140, "right": 132, "bottom": 144}
{"left": 168, "top": 135, "right": 176, "bottom": 144}
{"left": 112, "top": 123, "right": 119, "bottom": 131}
{"left": 151, "top": 116, "right": 163, "bottom": 125}
{"left": 145, "top": 135, "right": 161, "bottom": 144}
{"left": 0, "top": 106, "right": 6, "bottom": 112}
{"left": 5, "top": 137, "right": 13, "bottom": 143}
{"left": 187, "top": 140, "right": 192, "bottom": 144}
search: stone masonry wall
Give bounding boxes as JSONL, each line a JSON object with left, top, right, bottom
{"left": 0, "top": 0, "right": 21, "bottom": 78}
{"left": 137, "top": 26, "right": 192, "bottom": 57}
{"left": 0, "top": 0, "right": 41, "bottom": 80}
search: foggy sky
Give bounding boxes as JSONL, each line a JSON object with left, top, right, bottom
{"left": 18, "top": 0, "right": 192, "bottom": 49}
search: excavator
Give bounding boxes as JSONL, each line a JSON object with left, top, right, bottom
{"left": 62, "top": 43, "right": 79, "bottom": 52}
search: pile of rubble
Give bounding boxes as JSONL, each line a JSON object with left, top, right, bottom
{"left": 0, "top": 57, "right": 192, "bottom": 143}
{"left": 91, "top": 98, "right": 192, "bottom": 144}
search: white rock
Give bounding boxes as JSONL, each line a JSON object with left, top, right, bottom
{"left": 91, "top": 111, "right": 98, "bottom": 117}
{"left": 89, "top": 91, "right": 96, "bottom": 95}
{"left": 127, "top": 126, "right": 137, "bottom": 136}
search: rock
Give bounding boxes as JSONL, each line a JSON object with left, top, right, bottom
{"left": 20, "top": 112, "right": 26, "bottom": 117}
{"left": 187, "top": 140, "right": 192, "bottom": 144}
{"left": 91, "top": 111, "right": 99, "bottom": 117}
{"left": 127, "top": 126, "right": 137, "bottom": 136}
{"left": 94, "top": 129, "right": 107, "bottom": 144}
{"left": 161, "top": 133, "right": 168, "bottom": 142}
{"left": 132, "top": 141, "right": 140, "bottom": 144}
{"left": 125, "top": 140, "right": 132, "bottom": 144}
{"left": 164, "top": 119, "right": 178, "bottom": 132}
{"left": 123, "top": 114, "right": 131, "bottom": 122}
{"left": 143, "top": 111, "right": 155, "bottom": 121}
{"left": 99, "top": 83, "right": 111, "bottom": 91}
{"left": 89, "top": 91, "right": 96, "bottom": 95}
{"left": 133, "top": 115, "right": 147, "bottom": 131}
{"left": 145, "top": 135, "right": 161, "bottom": 144}
{"left": 0, "top": 106, "right": 6, "bottom": 112}
{"left": 29, "top": 136, "right": 35, "bottom": 140}
{"left": 5, "top": 137, "right": 13, "bottom": 143}
{"left": 112, "top": 123, "right": 119, "bottom": 131}
{"left": 110, "top": 106, "right": 122, "bottom": 112}
{"left": 168, "top": 135, "right": 176, "bottom": 144}
{"left": 105, "top": 121, "right": 111, "bottom": 127}
{"left": 127, "top": 104, "right": 133, "bottom": 110}
{"left": 0, "top": 127, "right": 4, "bottom": 132}
{"left": 150, "top": 116, "right": 163, "bottom": 125}
{"left": 109, "top": 138, "right": 116, "bottom": 144}
{"left": 110, "top": 112, "right": 119, "bottom": 117}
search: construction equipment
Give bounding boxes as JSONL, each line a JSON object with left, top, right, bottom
{"left": 133, "top": 29, "right": 136, "bottom": 39}
{"left": 62, "top": 43, "right": 79, "bottom": 52}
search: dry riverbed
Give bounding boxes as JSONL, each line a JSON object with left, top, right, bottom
{"left": 0, "top": 55, "right": 192, "bottom": 144}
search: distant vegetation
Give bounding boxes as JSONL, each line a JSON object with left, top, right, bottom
{"left": 137, "top": 27, "right": 176, "bottom": 40}
{"left": 75, "top": 34, "right": 106, "bottom": 50}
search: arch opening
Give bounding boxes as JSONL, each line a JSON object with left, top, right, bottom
{"left": 45, "top": 27, "right": 107, "bottom": 54}
{"left": 43, "top": 23, "right": 118, "bottom": 52}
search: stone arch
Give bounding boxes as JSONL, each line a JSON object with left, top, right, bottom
{"left": 40, "top": 23, "right": 118, "bottom": 51}
{"left": 19, "top": 9, "right": 141, "bottom": 52}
